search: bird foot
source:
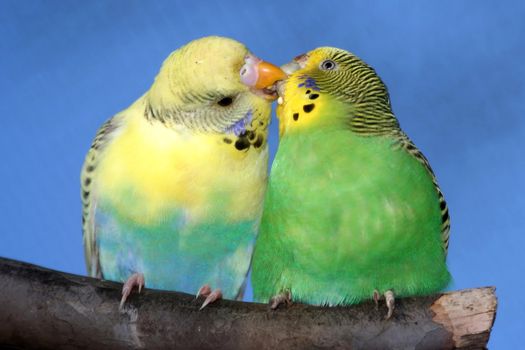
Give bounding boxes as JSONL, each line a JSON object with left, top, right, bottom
{"left": 373, "top": 289, "right": 380, "bottom": 310}
{"left": 270, "top": 290, "right": 292, "bottom": 310}
{"left": 372, "top": 289, "right": 395, "bottom": 319}
{"left": 384, "top": 290, "right": 395, "bottom": 320}
{"left": 119, "top": 272, "right": 145, "bottom": 309}
{"left": 196, "top": 284, "right": 223, "bottom": 310}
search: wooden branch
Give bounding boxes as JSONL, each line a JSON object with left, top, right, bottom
{"left": 0, "top": 257, "right": 496, "bottom": 350}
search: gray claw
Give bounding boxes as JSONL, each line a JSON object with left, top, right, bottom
{"left": 384, "top": 290, "right": 395, "bottom": 319}
{"left": 270, "top": 290, "right": 292, "bottom": 310}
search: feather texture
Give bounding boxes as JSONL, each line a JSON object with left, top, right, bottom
{"left": 252, "top": 47, "right": 450, "bottom": 305}
{"left": 81, "top": 37, "right": 272, "bottom": 299}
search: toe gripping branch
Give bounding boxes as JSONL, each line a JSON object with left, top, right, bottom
{"left": 196, "top": 284, "right": 223, "bottom": 310}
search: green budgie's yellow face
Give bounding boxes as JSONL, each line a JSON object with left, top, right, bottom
{"left": 146, "top": 36, "right": 285, "bottom": 141}
{"left": 277, "top": 47, "right": 396, "bottom": 136}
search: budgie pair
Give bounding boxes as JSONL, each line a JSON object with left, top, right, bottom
{"left": 82, "top": 36, "right": 450, "bottom": 316}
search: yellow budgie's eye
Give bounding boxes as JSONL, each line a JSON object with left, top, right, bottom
{"left": 217, "top": 97, "right": 234, "bottom": 107}
{"left": 320, "top": 60, "right": 337, "bottom": 71}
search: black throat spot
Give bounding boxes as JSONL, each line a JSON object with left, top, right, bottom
{"left": 303, "top": 104, "right": 315, "bottom": 113}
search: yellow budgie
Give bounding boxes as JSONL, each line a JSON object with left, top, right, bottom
{"left": 81, "top": 36, "right": 285, "bottom": 308}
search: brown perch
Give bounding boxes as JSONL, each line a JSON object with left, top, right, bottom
{"left": 0, "top": 257, "right": 496, "bottom": 349}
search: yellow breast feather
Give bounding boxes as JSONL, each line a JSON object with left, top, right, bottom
{"left": 96, "top": 106, "right": 268, "bottom": 226}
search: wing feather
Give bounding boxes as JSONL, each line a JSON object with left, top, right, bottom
{"left": 393, "top": 130, "right": 451, "bottom": 256}
{"left": 81, "top": 116, "right": 122, "bottom": 277}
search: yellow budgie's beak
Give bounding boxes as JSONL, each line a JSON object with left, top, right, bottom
{"left": 240, "top": 54, "right": 287, "bottom": 100}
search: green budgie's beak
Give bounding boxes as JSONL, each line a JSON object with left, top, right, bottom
{"left": 277, "top": 54, "right": 308, "bottom": 101}
{"left": 280, "top": 53, "right": 308, "bottom": 75}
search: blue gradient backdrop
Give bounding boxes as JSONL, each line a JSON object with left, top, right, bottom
{"left": 1, "top": 1, "right": 523, "bottom": 347}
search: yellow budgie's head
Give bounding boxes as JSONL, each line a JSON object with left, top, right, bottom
{"left": 147, "top": 36, "right": 285, "bottom": 146}
{"left": 276, "top": 47, "right": 397, "bottom": 136}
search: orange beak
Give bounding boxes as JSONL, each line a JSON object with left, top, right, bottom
{"left": 252, "top": 61, "right": 287, "bottom": 89}
{"left": 240, "top": 54, "right": 287, "bottom": 91}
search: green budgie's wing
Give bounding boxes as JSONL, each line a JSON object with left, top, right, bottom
{"left": 348, "top": 110, "right": 450, "bottom": 255}
{"left": 81, "top": 116, "right": 122, "bottom": 277}
{"left": 393, "top": 130, "right": 450, "bottom": 255}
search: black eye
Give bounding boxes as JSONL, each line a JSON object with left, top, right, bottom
{"left": 320, "top": 60, "right": 337, "bottom": 70}
{"left": 217, "top": 97, "right": 233, "bottom": 107}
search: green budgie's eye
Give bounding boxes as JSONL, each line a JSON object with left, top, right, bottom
{"left": 217, "top": 97, "right": 234, "bottom": 107}
{"left": 320, "top": 60, "right": 337, "bottom": 71}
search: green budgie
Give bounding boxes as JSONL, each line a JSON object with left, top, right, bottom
{"left": 81, "top": 36, "right": 285, "bottom": 308}
{"left": 251, "top": 47, "right": 451, "bottom": 317}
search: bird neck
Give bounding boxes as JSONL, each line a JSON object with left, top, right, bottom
{"left": 348, "top": 100, "right": 400, "bottom": 137}
{"left": 277, "top": 89, "right": 399, "bottom": 139}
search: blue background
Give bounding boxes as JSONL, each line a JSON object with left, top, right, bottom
{"left": 1, "top": 1, "right": 523, "bottom": 347}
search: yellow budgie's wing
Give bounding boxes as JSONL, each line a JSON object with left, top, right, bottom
{"left": 81, "top": 116, "right": 123, "bottom": 277}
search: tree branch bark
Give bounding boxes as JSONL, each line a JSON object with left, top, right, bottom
{"left": 0, "top": 257, "right": 496, "bottom": 350}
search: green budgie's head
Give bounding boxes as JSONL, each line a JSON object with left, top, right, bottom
{"left": 276, "top": 47, "right": 399, "bottom": 136}
{"left": 146, "top": 36, "right": 285, "bottom": 135}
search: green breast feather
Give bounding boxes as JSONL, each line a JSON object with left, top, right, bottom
{"left": 252, "top": 126, "right": 450, "bottom": 305}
